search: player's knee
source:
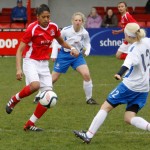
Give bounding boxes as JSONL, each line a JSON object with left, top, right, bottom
{"left": 30, "top": 81, "right": 40, "bottom": 92}
{"left": 52, "top": 73, "right": 60, "bottom": 83}
{"left": 52, "top": 77, "right": 58, "bottom": 83}
{"left": 124, "top": 116, "right": 131, "bottom": 124}
{"left": 83, "top": 73, "right": 91, "bottom": 81}
{"left": 124, "top": 104, "right": 139, "bottom": 124}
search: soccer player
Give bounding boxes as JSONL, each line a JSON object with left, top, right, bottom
{"left": 112, "top": 2, "right": 137, "bottom": 60}
{"left": 51, "top": 12, "right": 98, "bottom": 104}
{"left": 34, "top": 12, "right": 98, "bottom": 105}
{"left": 73, "top": 23, "right": 150, "bottom": 144}
{"left": 5, "top": 4, "right": 79, "bottom": 131}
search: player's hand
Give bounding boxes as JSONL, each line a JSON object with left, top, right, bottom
{"left": 114, "top": 74, "right": 122, "bottom": 80}
{"left": 51, "top": 58, "right": 56, "bottom": 62}
{"left": 82, "top": 50, "right": 87, "bottom": 57}
{"left": 70, "top": 48, "right": 79, "bottom": 57}
{"left": 16, "top": 69, "right": 23, "bottom": 81}
{"left": 112, "top": 30, "right": 119, "bottom": 35}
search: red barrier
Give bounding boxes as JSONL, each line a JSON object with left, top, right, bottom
{"left": 0, "top": 31, "right": 52, "bottom": 56}
{"left": 0, "top": 31, "right": 24, "bottom": 56}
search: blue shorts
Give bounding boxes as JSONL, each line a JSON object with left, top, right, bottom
{"left": 53, "top": 50, "right": 86, "bottom": 73}
{"left": 107, "top": 82, "right": 148, "bottom": 111}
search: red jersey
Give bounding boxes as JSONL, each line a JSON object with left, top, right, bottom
{"left": 22, "top": 21, "right": 61, "bottom": 60}
{"left": 120, "top": 12, "right": 137, "bottom": 29}
{"left": 120, "top": 12, "right": 137, "bottom": 45}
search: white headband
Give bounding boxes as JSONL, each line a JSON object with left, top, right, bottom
{"left": 124, "top": 28, "right": 137, "bottom": 37}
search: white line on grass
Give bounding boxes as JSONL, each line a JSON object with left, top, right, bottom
{"left": 0, "top": 128, "right": 150, "bottom": 135}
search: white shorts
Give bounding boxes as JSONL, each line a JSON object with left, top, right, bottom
{"left": 118, "top": 42, "right": 131, "bottom": 54}
{"left": 23, "top": 58, "right": 52, "bottom": 91}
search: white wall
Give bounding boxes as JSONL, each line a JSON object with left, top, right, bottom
{"left": 0, "top": 0, "right": 148, "bottom": 28}
{"left": 34, "top": 0, "right": 48, "bottom": 7}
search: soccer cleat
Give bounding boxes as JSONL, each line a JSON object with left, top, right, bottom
{"left": 33, "top": 96, "right": 40, "bottom": 104}
{"left": 6, "top": 98, "right": 18, "bottom": 114}
{"left": 24, "top": 125, "right": 43, "bottom": 132}
{"left": 86, "top": 98, "right": 99, "bottom": 105}
{"left": 73, "top": 130, "right": 91, "bottom": 144}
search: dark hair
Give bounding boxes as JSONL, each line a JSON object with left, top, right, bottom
{"left": 118, "top": 1, "right": 127, "bottom": 7}
{"left": 36, "top": 4, "right": 50, "bottom": 15}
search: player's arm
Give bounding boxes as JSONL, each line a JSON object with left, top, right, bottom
{"left": 114, "top": 66, "right": 129, "bottom": 80}
{"left": 16, "top": 41, "right": 26, "bottom": 81}
{"left": 115, "top": 54, "right": 132, "bottom": 80}
{"left": 55, "top": 36, "right": 79, "bottom": 57}
{"left": 51, "top": 39, "right": 61, "bottom": 62}
{"left": 112, "top": 28, "right": 124, "bottom": 35}
{"left": 83, "top": 33, "right": 91, "bottom": 56}
{"left": 115, "top": 48, "right": 138, "bottom": 80}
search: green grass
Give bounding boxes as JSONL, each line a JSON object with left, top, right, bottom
{"left": 0, "top": 56, "right": 150, "bottom": 150}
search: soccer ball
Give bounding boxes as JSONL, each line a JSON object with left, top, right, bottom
{"left": 39, "top": 90, "right": 58, "bottom": 108}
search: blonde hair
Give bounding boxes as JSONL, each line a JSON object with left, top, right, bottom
{"left": 71, "top": 12, "right": 86, "bottom": 25}
{"left": 125, "top": 23, "right": 146, "bottom": 42}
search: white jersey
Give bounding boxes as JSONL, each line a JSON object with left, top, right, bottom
{"left": 122, "top": 37, "right": 150, "bottom": 92}
{"left": 51, "top": 25, "right": 91, "bottom": 58}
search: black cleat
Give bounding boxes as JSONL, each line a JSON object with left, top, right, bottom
{"left": 6, "top": 105, "right": 13, "bottom": 114}
{"left": 24, "top": 125, "right": 43, "bottom": 132}
{"left": 73, "top": 130, "right": 91, "bottom": 144}
{"left": 86, "top": 98, "right": 99, "bottom": 105}
{"left": 6, "top": 98, "right": 17, "bottom": 114}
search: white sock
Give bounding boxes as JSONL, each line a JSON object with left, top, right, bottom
{"left": 15, "top": 93, "right": 21, "bottom": 101}
{"left": 86, "top": 109, "right": 108, "bottom": 138}
{"left": 36, "top": 91, "right": 41, "bottom": 97}
{"left": 131, "top": 116, "right": 150, "bottom": 131}
{"left": 30, "top": 114, "right": 38, "bottom": 124}
{"left": 83, "top": 80, "right": 93, "bottom": 101}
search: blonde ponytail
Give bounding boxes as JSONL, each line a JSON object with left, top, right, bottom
{"left": 136, "top": 29, "right": 146, "bottom": 41}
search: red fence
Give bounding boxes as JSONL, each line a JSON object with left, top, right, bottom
{"left": 0, "top": 31, "right": 52, "bottom": 56}
{"left": 0, "top": 31, "right": 24, "bottom": 55}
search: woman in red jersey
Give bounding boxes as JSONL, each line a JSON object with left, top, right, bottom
{"left": 5, "top": 4, "right": 79, "bottom": 131}
{"left": 112, "top": 1, "right": 137, "bottom": 60}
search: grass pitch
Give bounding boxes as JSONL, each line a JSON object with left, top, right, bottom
{"left": 0, "top": 56, "right": 150, "bottom": 150}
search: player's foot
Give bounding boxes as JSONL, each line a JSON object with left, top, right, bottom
{"left": 6, "top": 97, "right": 19, "bottom": 114}
{"left": 86, "top": 98, "right": 99, "bottom": 105}
{"left": 24, "top": 124, "right": 43, "bottom": 132}
{"left": 33, "top": 96, "right": 40, "bottom": 104}
{"left": 73, "top": 130, "right": 91, "bottom": 144}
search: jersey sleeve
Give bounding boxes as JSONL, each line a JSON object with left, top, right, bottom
{"left": 54, "top": 25, "right": 61, "bottom": 38}
{"left": 51, "top": 39, "right": 61, "bottom": 58}
{"left": 126, "top": 13, "right": 137, "bottom": 23}
{"left": 123, "top": 46, "right": 139, "bottom": 68}
{"left": 83, "top": 31, "right": 91, "bottom": 56}
{"left": 21, "top": 27, "right": 32, "bottom": 44}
